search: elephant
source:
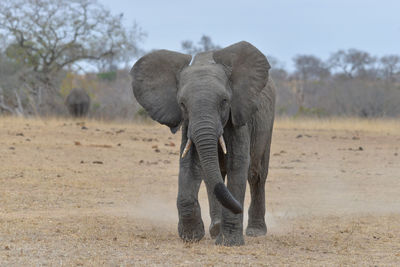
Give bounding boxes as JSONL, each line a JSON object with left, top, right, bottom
{"left": 130, "top": 41, "right": 275, "bottom": 246}
{"left": 65, "top": 88, "right": 90, "bottom": 117}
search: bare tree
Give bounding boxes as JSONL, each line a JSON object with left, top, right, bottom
{"left": 181, "top": 35, "right": 221, "bottom": 55}
{"left": 380, "top": 55, "right": 400, "bottom": 82}
{"left": 0, "top": 0, "right": 144, "bottom": 115}
{"left": 291, "top": 55, "right": 330, "bottom": 112}
{"left": 329, "top": 49, "right": 375, "bottom": 78}
{"left": 293, "top": 55, "right": 330, "bottom": 82}
{"left": 0, "top": 0, "right": 144, "bottom": 74}
{"left": 268, "top": 55, "right": 288, "bottom": 81}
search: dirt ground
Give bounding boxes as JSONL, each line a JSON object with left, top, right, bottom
{"left": 0, "top": 117, "right": 399, "bottom": 266}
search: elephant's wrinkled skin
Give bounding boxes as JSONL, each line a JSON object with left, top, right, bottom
{"left": 131, "top": 41, "right": 275, "bottom": 246}
{"left": 65, "top": 88, "right": 90, "bottom": 117}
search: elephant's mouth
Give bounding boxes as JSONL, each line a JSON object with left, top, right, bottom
{"left": 181, "top": 135, "right": 227, "bottom": 158}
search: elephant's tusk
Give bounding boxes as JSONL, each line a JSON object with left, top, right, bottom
{"left": 219, "top": 136, "right": 227, "bottom": 154}
{"left": 181, "top": 139, "right": 192, "bottom": 158}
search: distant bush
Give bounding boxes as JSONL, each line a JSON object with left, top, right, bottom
{"left": 135, "top": 107, "right": 150, "bottom": 120}
{"left": 97, "top": 71, "right": 117, "bottom": 82}
{"left": 295, "top": 106, "right": 328, "bottom": 118}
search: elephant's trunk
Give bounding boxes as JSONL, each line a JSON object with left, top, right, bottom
{"left": 190, "top": 121, "right": 242, "bottom": 214}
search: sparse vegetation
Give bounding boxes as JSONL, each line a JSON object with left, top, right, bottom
{"left": 1, "top": 18, "right": 399, "bottom": 119}
{"left": 273, "top": 50, "right": 400, "bottom": 118}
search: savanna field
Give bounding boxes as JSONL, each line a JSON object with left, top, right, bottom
{"left": 1, "top": 117, "right": 400, "bottom": 266}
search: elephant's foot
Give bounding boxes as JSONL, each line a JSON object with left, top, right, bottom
{"left": 215, "top": 232, "right": 244, "bottom": 246}
{"left": 178, "top": 218, "right": 205, "bottom": 242}
{"left": 209, "top": 219, "right": 221, "bottom": 239}
{"left": 213, "top": 208, "right": 245, "bottom": 246}
{"left": 246, "top": 221, "right": 267, "bottom": 237}
{"left": 215, "top": 217, "right": 244, "bottom": 246}
{"left": 177, "top": 198, "right": 205, "bottom": 242}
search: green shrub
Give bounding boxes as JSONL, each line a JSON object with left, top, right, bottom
{"left": 295, "top": 106, "right": 327, "bottom": 118}
{"left": 135, "top": 107, "right": 150, "bottom": 120}
{"left": 97, "top": 71, "right": 117, "bottom": 81}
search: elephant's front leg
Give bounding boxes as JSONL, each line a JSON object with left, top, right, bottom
{"left": 215, "top": 127, "right": 250, "bottom": 246}
{"left": 177, "top": 133, "right": 205, "bottom": 242}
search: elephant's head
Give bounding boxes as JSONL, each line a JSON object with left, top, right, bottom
{"left": 131, "top": 41, "right": 270, "bottom": 214}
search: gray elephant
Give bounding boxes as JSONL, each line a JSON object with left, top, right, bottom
{"left": 65, "top": 88, "right": 90, "bottom": 117}
{"left": 131, "top": 41, "right": 275, "bottom": 246}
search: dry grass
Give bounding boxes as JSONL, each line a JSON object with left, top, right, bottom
{"left": 1, "top": 116, "right": 400, "bottom": 266}
{"left": 276, "top": 116, "right": 400, "bottom": 134}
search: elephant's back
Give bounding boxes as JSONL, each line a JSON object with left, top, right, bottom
{"left": 66, "top": 88, "right": 90, "bottom": 104}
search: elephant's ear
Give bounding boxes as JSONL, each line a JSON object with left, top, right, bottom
{"left": 130, "top": 50, "right": 192, "bottom": 133}
{"left": 213, "top": 41, "right": 270, "bottom": 126}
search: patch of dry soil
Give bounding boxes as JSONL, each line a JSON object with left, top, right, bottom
{"left": 0, "top": 118, "right": 399, "bottom": 266}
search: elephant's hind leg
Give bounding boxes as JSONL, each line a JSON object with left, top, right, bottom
{"left": 72, "top": 104, "right": 79, "bottom": 117}
{"left": 78, "top": 103, "right": 85, "bottom": 117}
{"left": 246, "top": 153, "right": 269, "bottom": 237}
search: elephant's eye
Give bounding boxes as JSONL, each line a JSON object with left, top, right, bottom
{"left": 180, "top": 102, "right": 186, "bottom": 111}
{"left": 221, "top": 99, "right": 228, "bottom": 108}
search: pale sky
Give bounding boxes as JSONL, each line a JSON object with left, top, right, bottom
{"left": 99, "top": 0, "right": 400, "bottom": 69}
